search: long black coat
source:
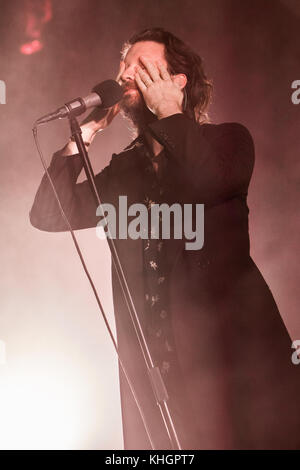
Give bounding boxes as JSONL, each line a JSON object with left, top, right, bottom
{"left": 30, "top": 114, "right": 300, "bottom": 449}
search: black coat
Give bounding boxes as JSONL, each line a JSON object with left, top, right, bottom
{"left": 30, "top": 114, "right": 300, "bottom": 449}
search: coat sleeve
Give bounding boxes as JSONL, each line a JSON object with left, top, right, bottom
{"left": 147, "top": 114, "right": 255, "bottom": 205}
{"left": 29, "top": 150, "right": 111, "bottom": 232}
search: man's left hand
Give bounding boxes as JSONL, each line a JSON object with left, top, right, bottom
{"left": 135, "top": 56, "right": 184, "bottom": 119}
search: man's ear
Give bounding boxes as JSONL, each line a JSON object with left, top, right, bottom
{"left": 172, "top": 73, "right": 187, "bottom": 90}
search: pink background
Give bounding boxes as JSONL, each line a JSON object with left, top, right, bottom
{"left": 0, "top": 0, "right": 299, "bottom": 449}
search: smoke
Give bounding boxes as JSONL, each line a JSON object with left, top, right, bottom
{"left": 0, "top": 0, "right": 300, "bottom": 449}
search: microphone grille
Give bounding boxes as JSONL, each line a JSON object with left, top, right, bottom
{"left": 92, "top": 80, "right": 123, "bottom": 109}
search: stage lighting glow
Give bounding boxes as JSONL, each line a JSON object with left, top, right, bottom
{"left": 20, "top": 39, "right": 43, "bottom": 55}
{"left": 0, "top": 366, "right": 85, "bottom": 450}
{"left": 20, "top": 0, "right": 53, "bottom": 55}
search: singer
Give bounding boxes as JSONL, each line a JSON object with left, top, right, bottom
{"left": 30, "top": 28, "right": 300, "bottom": 449}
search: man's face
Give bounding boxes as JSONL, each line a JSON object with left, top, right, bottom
{"left": 119, "top": 41, "right": 169, "bottom": 127}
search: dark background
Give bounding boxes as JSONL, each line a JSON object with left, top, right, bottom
{"left": 0, "top": 0, "right": 299, "bottom": 449}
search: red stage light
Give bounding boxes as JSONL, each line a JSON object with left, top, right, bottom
{"left": 20, "top": 39, "right": 44, "bottom": 55}
{"left": 20, "top": 0, "right": 52, "bottom": 55}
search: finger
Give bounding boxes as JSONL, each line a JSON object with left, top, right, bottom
{"left": 136, "top": 66, "right": 152, "bottom": 87}
{"left": 157, "top": 61, "right": 171, "bottom": 81}
{"left": 106, "top": 103, "right": 120, "bottom": 122}
{"left": 80, "top": 107, "right": 107, "bottom": 126}
{"left": 110, "top": 102, "right": 120, "bottom": 114}
{"left": 135, "top": 71, "right": 147, "bottom": 92}
{"left": 139, "top": 56, "right": 161, "bottom": 82}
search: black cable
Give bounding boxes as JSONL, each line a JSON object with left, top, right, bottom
{"left": 32, "top": 125, "right": 155, "bottom": 449}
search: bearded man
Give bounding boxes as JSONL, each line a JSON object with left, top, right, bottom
{"left": 30, "top": 27, "right": 300, "bottom": 449}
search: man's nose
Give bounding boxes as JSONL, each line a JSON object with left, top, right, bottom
{"left": 120, "top": 65, "right": 138, "bottom": 83}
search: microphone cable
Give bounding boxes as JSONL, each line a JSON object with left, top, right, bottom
{"left": 32, "top": 125, "right": 156, "bottom": 450}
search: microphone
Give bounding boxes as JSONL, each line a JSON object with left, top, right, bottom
{"left": 36, "top": 80, "right": 123, "bottom": 125}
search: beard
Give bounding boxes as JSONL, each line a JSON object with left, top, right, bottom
{"left": 119, "top": 82, "right": 158, "bottom": 135}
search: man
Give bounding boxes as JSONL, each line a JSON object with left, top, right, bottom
{"left": 30, "top": 28, "right": 300, "bottom": 449}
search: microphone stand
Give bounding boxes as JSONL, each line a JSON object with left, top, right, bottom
{"left": 68, "top": 113, "right": 182, "bottom": 450}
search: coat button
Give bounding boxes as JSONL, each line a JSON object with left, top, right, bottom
{"left": 160, "top": 310, "right": 167, "bottom": 319}
{"left": 196, "top": 257, "right": 211, "bottom": 268}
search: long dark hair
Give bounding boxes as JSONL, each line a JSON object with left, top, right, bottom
{"left": 121, "top": 27, "right": 212, "bottom": 123}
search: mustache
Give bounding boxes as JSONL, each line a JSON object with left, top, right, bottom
{"left": 121, "top": 82, "right": 139, "bottom": 92}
